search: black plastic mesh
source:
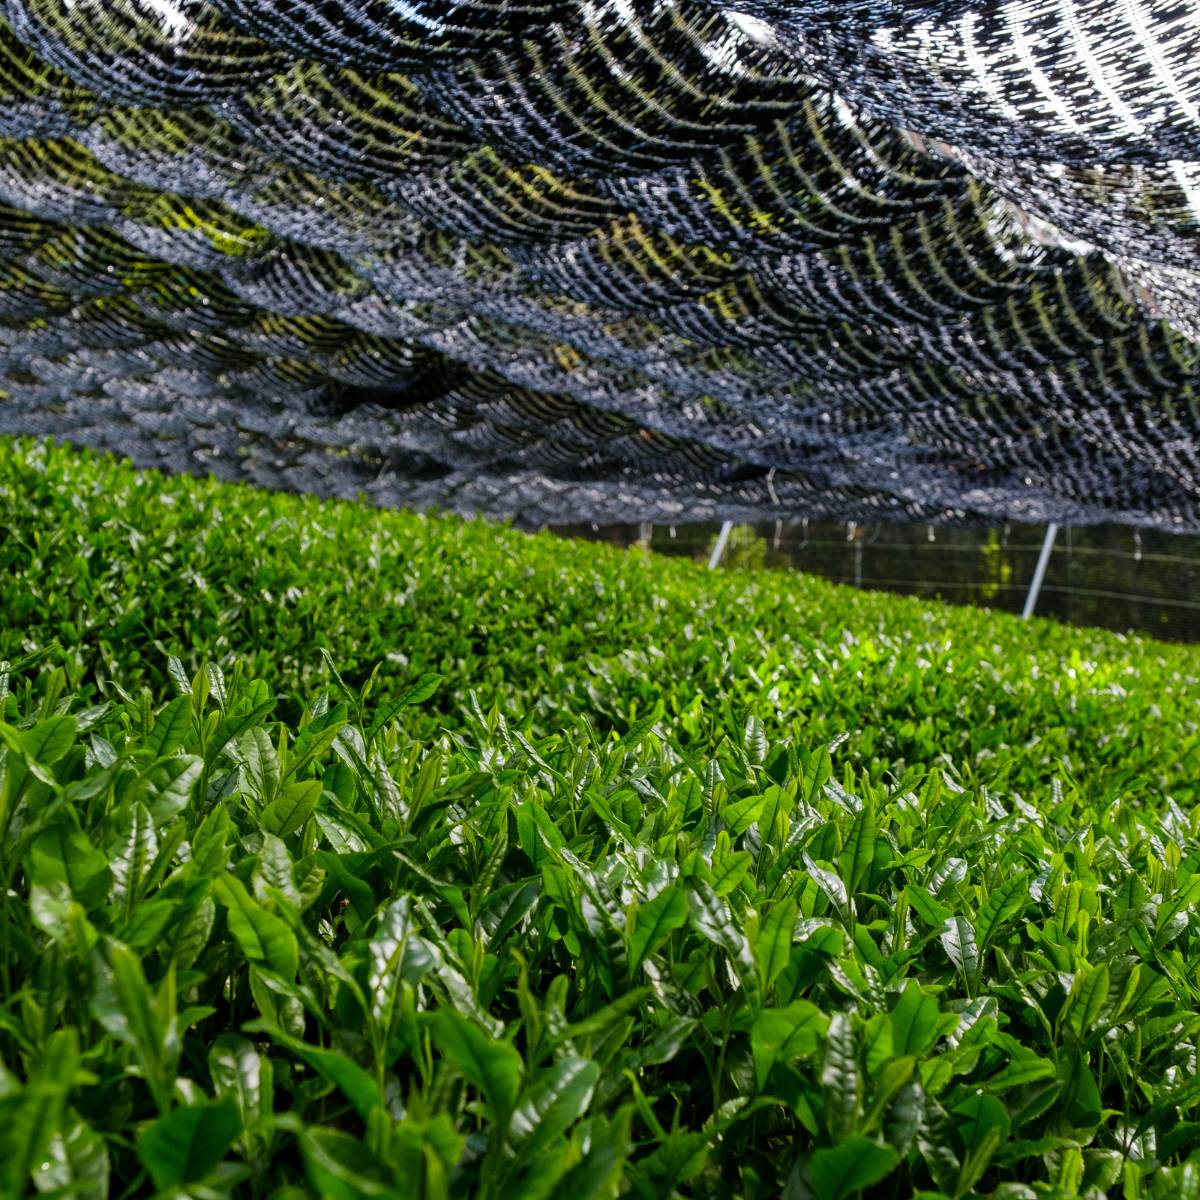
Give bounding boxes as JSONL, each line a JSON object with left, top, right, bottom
{"left": 0, "top": 0, "right": 1197, "bottom": 528}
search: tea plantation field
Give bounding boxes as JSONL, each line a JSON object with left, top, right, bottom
{"left": 3, "top": 437, "right": 1197, "bottom": 803}
{"left": 2, "top": 436, "right": 1200, "bottom": 1198}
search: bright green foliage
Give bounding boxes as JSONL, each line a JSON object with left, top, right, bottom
{"left": 3, "top": 436, "right": 1200, "bottom": 1196}
{"left": 1, "top": 653, "right": 1200, "bottom": 1198}
{"left": 1, "top": 436, "right": 1198, "bottom": 807}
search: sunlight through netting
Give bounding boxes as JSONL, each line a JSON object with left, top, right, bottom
{"left": 0, "top": 0, "right": 1197, "bottom": 527}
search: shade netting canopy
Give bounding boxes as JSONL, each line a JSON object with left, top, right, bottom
{"left": 0, "top": 0, "right": 1197, "bottom": 528}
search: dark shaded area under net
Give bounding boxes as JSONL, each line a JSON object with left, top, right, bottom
{"left": 0, "top": 0, "right": 1198, "bottom": 529}
{"left": 570, "top": 521, "right": 1200, "bottom": 642}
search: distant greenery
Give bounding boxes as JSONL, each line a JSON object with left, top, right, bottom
{"left": 2, "top": 436, "right": 1197, "bottom": 805}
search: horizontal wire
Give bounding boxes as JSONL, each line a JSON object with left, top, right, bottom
{"left": 771, "top": 575, "right": 1200, "bottom": 610}
{"left": 651, "top": 535, "right": 1200, "bottom": 568}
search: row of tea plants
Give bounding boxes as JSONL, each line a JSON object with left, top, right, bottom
{"left": 3, "top": 651, "right": 1200, "bottom": 1198}
{"left": 1, "top": 436, "right": 1197, "bottom": 805}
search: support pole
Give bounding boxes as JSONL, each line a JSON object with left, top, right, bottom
{"left": 1022, "top": 522, "right": 1059, "bottom": 619}
{"left": 708, "top": 520, "right": 734, "bottom": 570}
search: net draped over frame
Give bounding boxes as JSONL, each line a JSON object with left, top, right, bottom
{"left": 0, "top": 0, "right": 1197, "bottom": 529}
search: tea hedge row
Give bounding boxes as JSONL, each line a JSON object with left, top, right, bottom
{"left": 2, "top": 436, "right": 1196, "bottom": 805}
{"left": 3, "top": 654, "right": 1200, "bottom": 1198}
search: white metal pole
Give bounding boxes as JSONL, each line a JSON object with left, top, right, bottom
{"left": 1022, "top": 523, "right": 1059, "bottom": 619}
{"left": 708, "top": 521, "right": 734, "bottom": 570}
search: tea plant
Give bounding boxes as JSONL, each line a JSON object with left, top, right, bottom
{"left": 4, "top": 436, "right": 1200, "bottom": 1195}
{"left": 3, "top": 651, "right": 1200, "bottom": 1197}
{"left": 1, "top": 436, "right": 1198, "bottom": 806}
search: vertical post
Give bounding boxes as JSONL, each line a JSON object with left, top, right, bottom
{"left": 638, "top": 521, "right": 652, "bottom": 548}
{"left": 1022, "top": 522, "right": 1059, "bottom": 619}
{"left": 847, "top": 521, "right": 863, "bottom": 588}
{"left": 708, "top": 520, "right": 734, "bottom": 570}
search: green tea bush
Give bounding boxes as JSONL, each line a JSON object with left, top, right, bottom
{"left": 3, "top": 653, "right": 1200, "bottom": 1198}
{"left": 4, "top": 436, "right": 1200, "bottom": 1197}
{"left": 1, "top": 436, "right": 1197, "bottom": 805}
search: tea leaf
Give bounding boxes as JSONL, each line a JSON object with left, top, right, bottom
{"left": 509, "top": 1054, "right": 600, "bottom": 1157}
{"left": 261, "top": 779, "right": 322, "bottom": 837}
{"left": 137, "top": 1098, "right": 241, "bottom": 1189}
{"left": 940, "top": 915, "right": 980, "bottom": 995}
{"left": 809, "top": 1136, "right": 900, "bottom": 1200}
{"left": 434, "top": 1011, "right": 523, "bottom": 1124}
{"left": 630, "top": 885, "right": 689, "bottom": 969}
{"left": 27, "top": 819, "right": 111, "bottom": 912}
{"left": 214, "top": 875, "right": 299, "bottom": 980}
{"left": 753, "top": 896, "right": 798, "bottom": 990}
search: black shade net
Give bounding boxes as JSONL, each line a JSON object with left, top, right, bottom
{"left": 0, "top": 0, "right": 1197, "bottom": 529}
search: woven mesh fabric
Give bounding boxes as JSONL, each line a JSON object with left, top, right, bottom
{"left": 0, "top": 0, "right": 1197, "bottom": 529}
